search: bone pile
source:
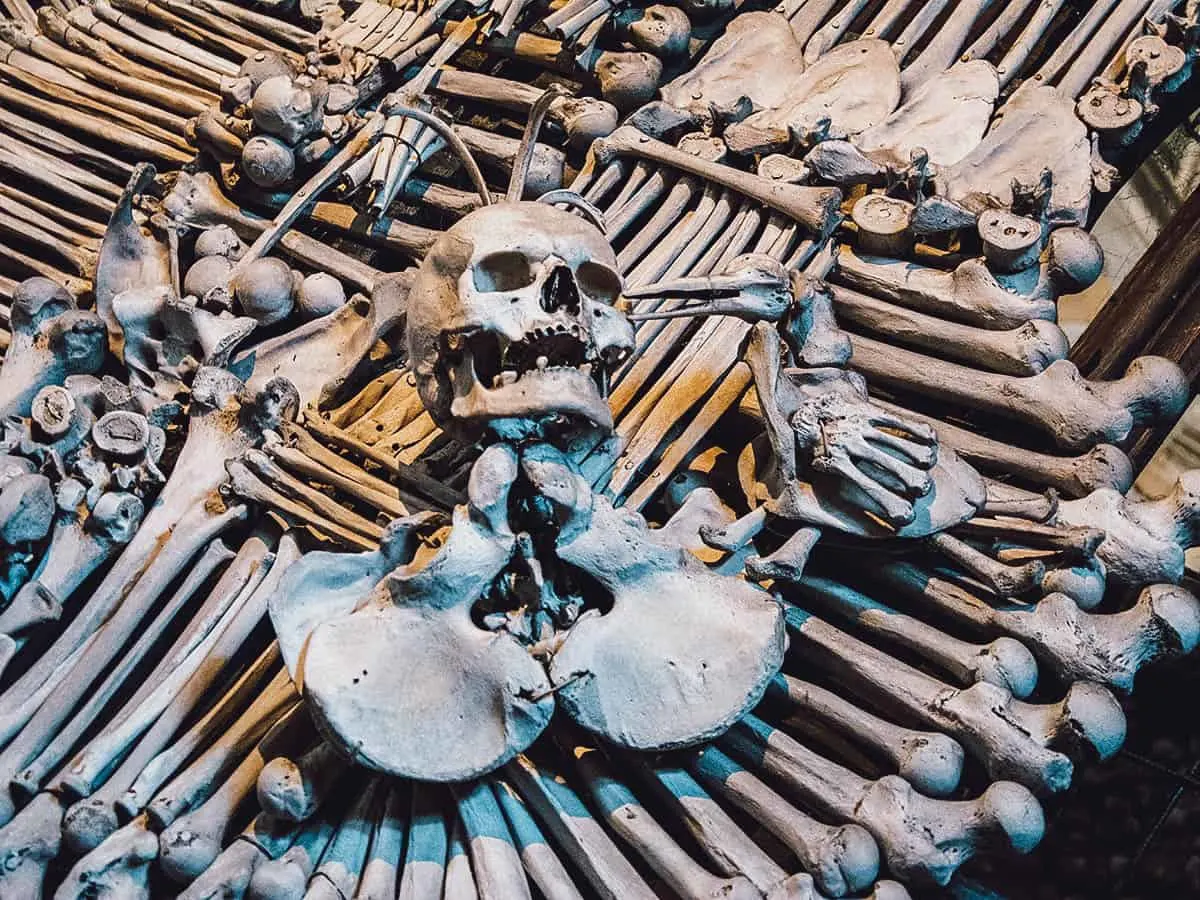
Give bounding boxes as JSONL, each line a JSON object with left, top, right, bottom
{"left": 1, "top": 1, "right": 1200, "bottom": 898}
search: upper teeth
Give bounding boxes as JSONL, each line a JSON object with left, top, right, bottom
{"left": 536, "top": 356, "right": 549, "bottom": 370}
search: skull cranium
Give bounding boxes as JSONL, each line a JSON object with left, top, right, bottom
{"left": 405, "top": 201, "right": 634, "bottom": 442}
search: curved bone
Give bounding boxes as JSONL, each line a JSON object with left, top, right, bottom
{"left": 849, "top": 335, "right": 1188, "bottom": 452}
{"left": 875, "top": 562, "right": 1200, "bottom": 694}
{"left": 722, "top": 714, "right": 1044, "bottom": 887}
{"left": 794, "top": 576, "right": 1038, "bottom": 699}
{"left": 784, "top": 606, "right": 1125, "bottom": 794}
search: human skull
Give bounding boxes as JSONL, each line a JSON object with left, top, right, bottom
{"left": 406, "top": 202, "right": 635, "bottom": 443}
{"left": 252, "top": 75, "right": 327, "bottom": 146}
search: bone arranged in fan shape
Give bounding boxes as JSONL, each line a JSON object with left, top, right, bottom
{"left": 0, "top": 0, "right": 1199, "bottom": 898}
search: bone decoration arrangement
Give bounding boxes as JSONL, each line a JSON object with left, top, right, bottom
{"left": 1, "top": 0, "right": 1200, "bottom": 897}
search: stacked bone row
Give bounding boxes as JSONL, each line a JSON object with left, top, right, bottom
{"left": 2, "top": 1, "right": 1200, "bottom": 899}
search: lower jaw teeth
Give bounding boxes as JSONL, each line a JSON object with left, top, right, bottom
{"left": 493, "top": 371, "right": 519, "bottom": 388}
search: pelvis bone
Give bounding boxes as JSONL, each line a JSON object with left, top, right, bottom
{"left": 269, "top": 442, "right": 786, "bottom": 778}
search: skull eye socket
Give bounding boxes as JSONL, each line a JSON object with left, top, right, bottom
{"left": 473, "top": 252, "right": 535, "bottom": 293}
{"left": 576, "top": 261, "right": 622, "bottom": 305}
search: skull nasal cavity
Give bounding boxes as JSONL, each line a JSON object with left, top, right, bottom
{"left": 541, "top": 266, "right": 581, "bottom": 314}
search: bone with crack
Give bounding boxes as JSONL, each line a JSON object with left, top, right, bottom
{"left": 176, "top": 814, "right": 298, "bottom": 900}
{"left": 869, "top": 398, "right": 1134, "bottom": 498}
{"left": 492, "top": 779, "right": 586, "bottom": 900}
{"left": 782, "top": 604, "right": 1127, "bottom": 794}
{"left": 792, "top": 576, "right": 1039, "bottom": 700}
{"left": 454, "top": 778, "right": 533, "bottom": 900}
{"left": 830, "top": 284, "right": 1069, "bottom": 376}
{"left": 0, "top": 370, "right": 287, "bottom": 780}
{"left": 564, "top": 740, "right": 761, "bottom": 900}
{"left": 157, "top": 702, "right": 306, "bottom": 883}
{"left": 60, "top": 636, "right": 275, "bottom": 854}
{"left": 721, "top": 712, "right": 1044, "bottom": 887}
{"left": 848, "top": 335, "right": 1189, "bottom": 452}
{"left": 0, "top": 18, "right": 210, "bottom": 116}
{"left": 871, "top": 560, "right": 1200, "bottom": 694}
{"left": 685, "top": 742, "right": 883, "bottom": 897}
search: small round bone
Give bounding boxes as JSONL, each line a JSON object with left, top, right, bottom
{"left": 723, "top": 714, "right": 1044, "bottom": 887}
{"left": 795, "top": 574, "right": 1039, "bottom": 699}
{"left": 765, "top": 675, "right": 967, "bottom": 797}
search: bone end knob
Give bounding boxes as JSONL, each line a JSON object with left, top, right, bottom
{"left": 1109, "top": 356, "right": 1190, "bottom": 426}
{"left": 894, "top": 733, "right": 965, "bottom": 800}
{"left": 246, "top": 847, "right": 310, "bottom": 900}
{"left": 978, "top": 781, "right": 1046, "bottom": 854}
{"left": 869, "top": 883, "right": 914, "bottom": 900}
{"left": 973, "top": 637, "right": 1039, "bottom": 701}
{"left": 1015, "top": 320, "right": 1071, "bottom": 376}
{"left": 62, "top": 797, "right": 120, "bottom": 855}
{"left": 160, "top": 823, "right": 224, "bottom": 885}
{"left": 1047, "top": 227, "right": 1104, "bottom": 292}
{"left": 1039, "top": 682, "right": 1127, "bottom": 763}
{"left": 815, "top": 823, "right": 881, "bottom": 897}
{"left": 1143, "top": 583, "right": 1200, "bottom": 656}
{"left": 1073, "top": 444, "right": 1135, "bottom": 495}
{"left": 257, "top": 756, "right": 313, "bottom": 823}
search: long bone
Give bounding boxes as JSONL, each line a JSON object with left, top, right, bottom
{"left": 926, "top": 532, "right": 1047, "bottom": 598}
{"left": 686, "top": 743, "right": 882, "bottom": 897}
{"left": 848, "top": 334, "right": 1189, "bottom": 452}
{"left": 783, "top": 605, "right": 1127, "bottom": 794}
{"left": 871, "top": 561, "right": 1200, "bottom": 693}
{"left": 888, "top": 0, "right": 953, "bottom": 64}
{"left": 0, "top": 148, "right": 114, "bottom": 223}
{"left": 455, "top": 778, "right": 532, "bottom": 900}
{"left": 592, "top": 126, "right": 843, "bottom": 236}
{"left": 0, "top": 183, "right": 107, "bottom": 240}
{"left": 111, "top": 0, "right": 299, "bottom": 59}
{"left": 397, "top": 783, "right": 451, "bottom": 900}
{"left": 0, "top": 369, "right": 282, "bottom": 764}
{"left": 720, "top": 713, "right": 1044, "bottom": 887}
{"left": 61, "top": 639, "right": 277, "bottom": 851}
{"left": 805, "top": 0, "right": 873, "bottom": 62}
{"left": 0, "top": 194, "right": 104, "bottom": 266}
{"left": 791, "top": 576, "right": 1039, "bottom": 699}
{"left": 174, "top": 0, "right": 314, "bottom": 51}
{"left": 899, "top": 0, "right": 995, "bottom": 92}
{"left": 0, "top": 19, "right": 210, "bottom": 116}
{"left": 17, "top": 537, "right": 252, "bottom": 817}
{"left": 763, "top": 675, "right": 968, "bottom": 797}
{"left": 567, "top": 741, "right": 762, "bottom": 900}
{"left": 0, "top": 240, "right": 91, "bottom": 300}
{"left": 444, "top": 814, "right": 477, "bottom": 900}
{"left": 861, "top": 0, "right": 924, "bottom": 40}
{"left": 106, "top": 0, "right": 259, "bottom": 60}
{"left": 246, "top": 801, "right": 340, "bottom": 900}
{"left": 1058, "top": 0, "right": 1160, "bottom": 98}
{"left": 830, "top": 284, "right": 1069, "bottom": 376}
{"left": 256, "top": 738, "right": 346, "bottom": 823}
{"left": 1032, "top": 0, "right": 1122, "bottom": 85}
{"left": 0, "top": 210, "right": 96, "bottom": 279}
{"left": 36, "top": 7, "right": 219, "bottom": 104}
{"left": 355, "top": 781, "right": 407, "bottom": 900}
{"left": 960, "top": 0, "right": 1040, "bottom": 61}
{"left": 0, "top": 135, "right": 122, "bottom": 204}
{"left": 89, "top": 0, "right": 241, "bottom": 79}
{"left": 269, "top": 425, "right": 411, "bottom": 517}
{"left": 993, "top": 0, "right": 1074, "bottom": 88}
{"left": 158, "top": 706, "right": 305, "bottom": 886}
{"left": 56, "top": 534, "right": 296, "bottom": 808}
{"left": 0, "top": 791, "right": 62, "bottom": 897}
{"left": 265, "top": 777, "right": 376, "bottom": 900}
{"left": 505, "top": 754, "right": 657, "bottom": 900}
{"left": 869, "top": 398, "right": 1134, "bottom": 497}
{"left": 177, "top": 814, "right": 297, "bottom": 900}
{"left": 624, "top": 753, "right": 807, "bottom": 897}
{"left": 493, "top": 780, "right": 586, "bottom": 900}
{"left": 61, "top": 4, "right": 226, "bottom": 91}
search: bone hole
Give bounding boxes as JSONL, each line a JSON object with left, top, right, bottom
{"left": 473, "top": 252, "right": 535, "bottom": 293}
{"left": 575, "top": 261, "right": 622, "bottom": 305}
{"left": 541, "top": 266, "right": 582, "bottom": 315}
